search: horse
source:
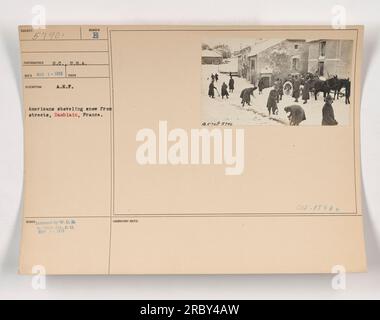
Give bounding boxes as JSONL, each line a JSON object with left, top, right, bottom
{"left": 309, "top": 79, "right": 330, "bottom": 100}
{"left": 325, "top": 75, "right": 341, "bottom": 100}
{"left": 332, "top": 78, "right": 351, "bottom": 104}
{"left": 308, "top": 75, "right": 341, "bottom": 101}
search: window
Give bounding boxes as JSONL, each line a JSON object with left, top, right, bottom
{"left": 318, "top": 61, "right": 324, "bottom": 76}
{"left": 319, "top": 41, "right": 326, "bottom": 57}
{"left": 292, "top": 57, "right": 299, "bottom": 70}
{"left": 294, "top": 44, "right": 299, "bottom": 49}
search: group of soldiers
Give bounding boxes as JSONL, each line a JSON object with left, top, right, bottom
{"left": 269, "top": 74, "right": 312, "bottom": 104}
{"left": 208, "top": 72, "right": 235, "bottom": 100}
{"left": 207, "top": 72, "right": 339, "bottom": 126}
{"left": 259, "top": 74, "right": 338, "bottom": 125}
{"left": 282, "top": 94, "right": 338, "bottom": 126}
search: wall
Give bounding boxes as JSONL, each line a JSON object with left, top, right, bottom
{"left": 308, "top": 40, "right": 353, "bottom": 78}
{"left": 247, "top": 40, "right": 309, "bottom": 85}
{"left": 202, "top": 56, "right": 223, "bottom": 65}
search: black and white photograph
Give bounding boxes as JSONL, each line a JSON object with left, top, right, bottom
{"left": 201, "top": 38, "right": 353, "bottom": 126}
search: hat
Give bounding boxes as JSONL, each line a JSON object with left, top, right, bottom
{"left": 325, "top": 94, "right": 333, "bottom": 102}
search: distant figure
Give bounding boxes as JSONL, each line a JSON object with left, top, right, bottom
{"left": 278, "top": 79, "right": 284, "bottom": 101}
{"left": 293, "top": 76, "right": 301, "bottom": 102}
{"left": 284, "top": 105, "right": 306, "bottom": 126}
{"left": 322, "top": 95, "right": 338, "bottom": 125}
{"left": 302, "top": 79, "right": 310, "bottom": 104}
{"left": 240, "top": 87, "right": 257, "bottom": 107}
{"left": 221, "top": 82, "right": 229, "bottom": 99}
{"left": 215, "top": 73, "right": 219, "bottom": 82}
{"left": 344, "top": 78, "right": 351, "bottom": 104}
{"left": 258, "top": 78, "right": 265, "bottom": 94}
{"left": 208, "top": 80, "right": 217, "bottom": 99}
{"left": 228, "top": 76, "right": 235, "bottom": 93}
{"left": 274, "top": 78, "right": 283, "bottom": 102}
{"left": 266, "top": 89, "right": 279, "bottom": 115}
{"left": 211, "top": 73, "right": 215, "bottom": 81}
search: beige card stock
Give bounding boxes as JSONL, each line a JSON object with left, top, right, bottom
{"left": 18, "top": 25, "right": 366, "bottom": 274}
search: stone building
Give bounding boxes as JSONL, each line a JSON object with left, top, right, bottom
{"left": 201, "top": 49, "right": 223, "bottom": 65}
{"left": 237, "top": 39, "right": 309, "bottom": 88}
{"left": 307, "top": 39, "right": 353, "bottom": 79}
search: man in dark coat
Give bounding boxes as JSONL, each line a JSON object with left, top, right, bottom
{"left": 221, "top": 82, "right": 229, "bottom": 99}
{"left": 240, "top": 87, "right": 257, "bottom": 107}
{"left": 266, "top": 89, "right": 278, "bottom": 115}
{"left": 258, "top": 78, "right": 265, "bottom": 94}
{"left": 277, "top": 79, "right": 283, "bottom": 102}
{"left": 284, "top": 105, "right": 306, "bottom": 126}
{"left": 215, "top": 73, "right": 219, "bottom": 82}
{"left": 302, "top": 79, "right": 310, "bottom": 104}
{"left": 208, "top": 80, "right": 217, "bottom": 98}
{"left": 322, "top": 95, "right": 338, "bottom": 125}
{"left": 344, "top": 78, "right": 351, "bottom": 104}
{"left": 274, "top": 78, "right": 283, "bottom": 102}
{"left": 228, "top": 76, "right": 235, "bottom": 93}
{"left": 293, "top": 76, "right": 301, "bottom": 102}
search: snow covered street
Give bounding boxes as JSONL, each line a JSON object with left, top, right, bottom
{"left": 201, "top": 64, "right": 350, "bottom": 126}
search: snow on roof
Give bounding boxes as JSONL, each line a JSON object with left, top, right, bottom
{"left": 306, "top": 39, "right": 327, "bottom": 43}
{"left": 247, "top": 39, "right": 284, "bottom": 57}
{"left": 219, "top": 57, "right": 238, "bottom": 73}
{"left": 202, "top": 49, "right": 223, "bottom": 58}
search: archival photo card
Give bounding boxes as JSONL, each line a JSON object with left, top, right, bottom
{"left": 18, "top": 26, "right": 365, "bottom": 275}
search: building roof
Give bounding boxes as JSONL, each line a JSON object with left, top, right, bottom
{"left": 201, "top": 49, "right": 223, "bottom": 58}
{"left": 247, "top": 39, "right": 284, "bottom": 57}
{"left": 219, "top": 57, "right": 238, "bottom": 73}
{"left": 306, "top": 39, "right": 331, "bottom": 43}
